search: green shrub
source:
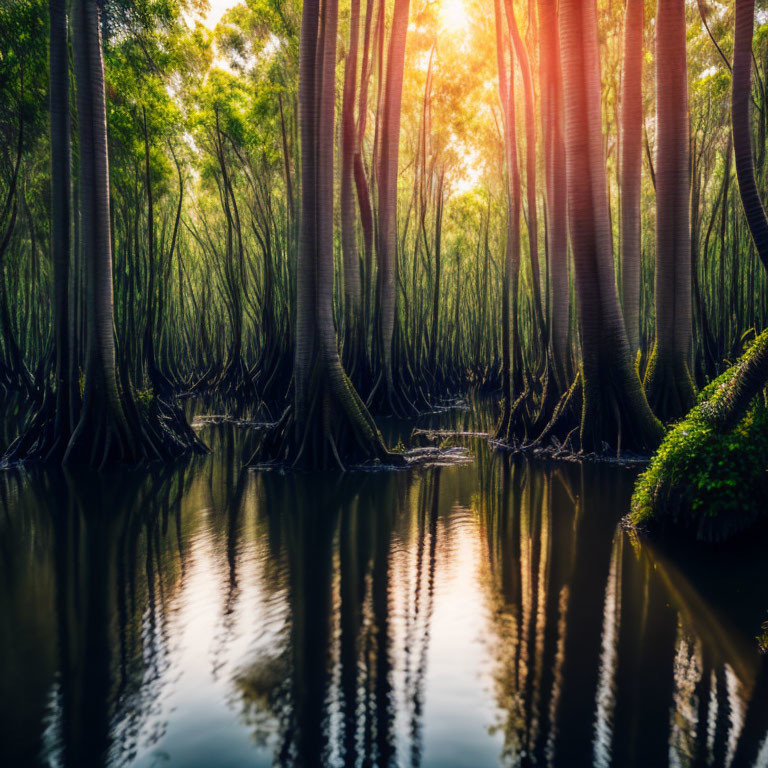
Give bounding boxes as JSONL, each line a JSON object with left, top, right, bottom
{"left": 134, "top": 388, "right": 156, "bottom": 413}
{"left": 631, "top": 374, "right": 768, "bottom": 541}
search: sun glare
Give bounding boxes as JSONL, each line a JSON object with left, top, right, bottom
{"left": 440, "top": 0, "right": 469, "bottom": 34}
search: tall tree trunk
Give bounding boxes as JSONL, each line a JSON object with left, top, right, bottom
{"left": 733, "top": 0, "right": 768, "bottom": 267}
{"left": 252, "top": 0, "right": 395, "bottom": 469}
{"left": 51, "top": 0, "right": 77, "bottom": 440}
{"left": 428, "top": 170, "right": 444, "bottom": 377}
{"left": 505, "top": 0, "right": 544, "bottom": 352}
{"left": 141, "top": 107, "right": 173, "bottom": 397}
{"left": 354, "top": 0, "right": 376, "bottom": 333}
{"left": 3, "top": 0, "right": 80, "bottom": 463}
{"left": 375, "top": 0, "right": 410, "bottom": 413}
{"left": 64, "top": 0, "right": 204, "bottom": 467}
{"left": 644, "top": 0, "right": 696, "bottom": 421}
{"left": 559, "top": 0, "right": 664, "bottom": 453}
{"left": 537, "top": 0, "right": 569, "bottom": 389}
{"left": 495, "top": 0, "right": 524, "bottom": 442}
{"left": 66, "top": 0, "right": 137, "bottom": 466}
{"left": 341, "top": 0, "right": 362, "bottom": 321}
{"left": 620, "top": 0, "right": 644, "bottom": 359}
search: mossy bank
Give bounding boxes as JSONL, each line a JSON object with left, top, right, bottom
{"left": 631, "top": 334, "right": 768, "bottom": 541}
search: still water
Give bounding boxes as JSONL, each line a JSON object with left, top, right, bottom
{"left": 1, "top": 407, "right": 767, "bottom": 768}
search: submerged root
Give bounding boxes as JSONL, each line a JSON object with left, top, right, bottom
{"left": 61, "top": 391, "right": 208, "bottom": 470}
{"left": 2, "top": 390, "right": 64, "bottom": 464}
{"left": 494, "top": 388, "right": 530, "bottom": 447}
{"left": 4, "top": 367, "right": 209, "bottom": 469}
{"left": 492, "top": 375, "right": 582, "bottom": 458}
{"left": 365, "top": 367, "right": 422, "bottom": 419}
{"left": 247, "top": 360, "right": 405, "bottom": 471}
{"left": 531, "top": 373, "right": 582, "bottom": 449}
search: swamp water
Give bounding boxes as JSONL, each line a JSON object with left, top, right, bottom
{"left": 1, "top": 403, "right": 767, "bottom": 768}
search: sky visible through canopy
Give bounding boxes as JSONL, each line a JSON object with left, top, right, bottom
{"left": 199, "top": 0, "right": 484, "bottom": 193}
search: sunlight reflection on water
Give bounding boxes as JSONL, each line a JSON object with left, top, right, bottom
{"left": 0, "top": 408, "right": 767, "bottom": 768}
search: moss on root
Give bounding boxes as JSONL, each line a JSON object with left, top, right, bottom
{"left": 631, "top": 364, "right": 768, "bottom": 541}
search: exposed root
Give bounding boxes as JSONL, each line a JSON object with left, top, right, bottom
{"left": 2, "top": 389, "right": 64, "bottom": 464}
{"left": 61, "top": 390, "right": 208, "bottom": 470}
{"left": 411, "top": 429, "right": 491, "bottom": 439}
{"left": 644, "top": 346, "right": 697, "bottom": 423}
{"left": 247, "top": 359, "right": 405, "bottom": 471}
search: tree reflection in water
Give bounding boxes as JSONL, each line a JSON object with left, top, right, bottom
{"left": 0, "top": 429, "right": 766, "bottom": 767}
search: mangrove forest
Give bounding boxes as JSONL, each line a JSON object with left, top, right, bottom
{"left": 1, "top": 0, "right": 768, "bottom": 765}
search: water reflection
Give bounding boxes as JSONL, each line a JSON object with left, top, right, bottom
{"left": 0, "top": 429, "right": 766, "bottom": 767}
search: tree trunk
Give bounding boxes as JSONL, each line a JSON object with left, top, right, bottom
{"left": 354, "top": 0, "right": 376, "bottom": 333}
{"left": 341, "top": 0, "right": 362, "bottom": 320}
{"left": 63, "top": 0, "right": 204, "bottom": 468}
{"left": 495, "top": 0, "right": 524, "bottom": 442}
{"left": 644, "top": 0, "right": 696, "bottom": 421}
{"left": 66, "top": 0, "right": 137, "bottom": 466}
{"left": 251, "top": 0, "right": 395, "bottom": 469}
{"left": 375, "top": 0, "right": 410, "bottom": 412}
{"left": 51, "top": 0, "right": 77, "bottom": 441}
{"left": 733, "top": 0, "right": 768, "bottom": 267}
{"left": 537, "top": 0, "right": 569, "bottom": 390}
{"left": 559, "top": 0, "right": 664, "bottom": 453}
{"left": 619, "top": 0, "right": 644, "bottom": 359}
{"left": 505, "top": 0, "right": 544, "bottom": 352}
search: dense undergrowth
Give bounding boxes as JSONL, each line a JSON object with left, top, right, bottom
{"left": 631, "top": 360, "right": 768, "bottom": 541}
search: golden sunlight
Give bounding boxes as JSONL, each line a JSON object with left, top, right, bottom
{"left": 439, "top": 0, "right": 469, "bottom": 34}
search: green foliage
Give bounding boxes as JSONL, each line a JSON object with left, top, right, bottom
{"left": 631, "top": 363, "right": 768, "bottom": 541}
{"left": 758, "top": 618, "right": 768, "bottom": 655}
{"left": 134, "top": 388, "right": 156, "bottom": 413}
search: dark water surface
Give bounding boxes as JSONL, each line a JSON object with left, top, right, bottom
{"left": 1, "top": 405, "right": 767, "bottom": 768}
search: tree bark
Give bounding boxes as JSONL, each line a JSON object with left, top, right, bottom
{"left": 619, "top": 0, "right": 644, "bottom": 359}
{"left": 375, "top": 0, "right": 410, "bottom": 411}
{"left": 505, "top": 0, "right": 544, "bottom": 350}
{"left": 559, "top": 0, "right": 664, "bottom": 453}
{"left": 66, "top": 0, "right": 137, "bottom": 466}
{"left": 63, "top": 0, "right": 204, "bottom": 467}
{"left": 495, "top": 0, "right": 524, "bottom": 442}
{"left": 733, "top": 0, "right": 768, "bottom": 267}
{"left": 537, "top": 0, "right": 569, "bottom": 389}
{"left": 51, "top": 0, "right": 77, "bottom": 439}
{"left": 645, "top": 0, "right": 696, "bottom": 421}
{"left": 252, "top": 0, "right": 394, "bottom": 469}
{"left": 341, "top": 0, "right": 362, "bottom": 318}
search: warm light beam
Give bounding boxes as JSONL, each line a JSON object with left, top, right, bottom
{"left": 440, "top": 0, "right": 469, "bottom": 34}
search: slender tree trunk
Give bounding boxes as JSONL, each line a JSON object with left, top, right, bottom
{"left": 341, "top": 0, "right": 362, "bottom": 320}
{"left": 645, "top": 0, "right": 696, "bottom": 421}
{"left": 63, "top": 0, "right": 204, "bottom": 467}
{"left": 537, "top": 0, "right": 569, "bottom": 390}
{"left": 733, "top": 0, "right": 768, "bottom": 267}
{"left": 428, "top": 170, "right": 444, "bottom": 376}
{"left": 505, "top": 0, "right": 544, "bottom": 350}
{"left": 355, "top": 0, "right": 376, "bottom": 333}
{"left": 51, "top": 0, "right": 77, "bottom": 439}
{"left": 375, "top": 0, "right": 410, "bottom": 411}
{"left": 495, "top": 0, "right": 524, "bottom": 442}
{"left": 3, "top": 0, "right": 80, "bottom": 463}
{"left": 141, "top": 107, "right": 172, "bottom": 396}
{"left": 620, "top": 0, "right": 644, "bottom": 359}
{"left": 253, "top": 0, "right": 393, "bottom": 469}
{"left": 559, "top": 0, "right": 664, "bottom": 453}
{"left": 66, "top": 0, "right": 136, "bottom": 466}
